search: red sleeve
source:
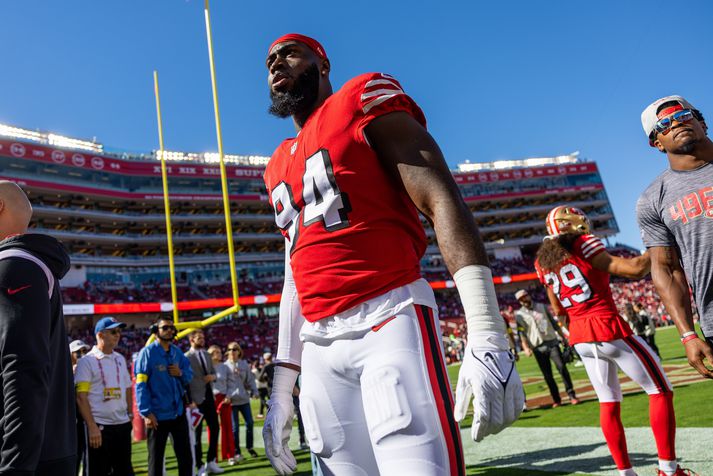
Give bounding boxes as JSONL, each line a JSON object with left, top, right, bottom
{"left": 351, "top": 73, "right": 427, "bottom": 140}
{"left": 576, "top": 234, "right": 606, "bottom": 260}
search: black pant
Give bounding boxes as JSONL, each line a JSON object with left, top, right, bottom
{"left": 84, "top": 422, "right": 133, "bottom": 476}
{"left": 147, "top": 414, "right": 193, "bottom": 476}
{"left": 194, "top": 391, "right": 219, "bottom": 467}
{"left": 292, "top": 395, "right": 305, "bottom": 445}
{"left": 76, "top": 411, "right": 85, "bottom": 476}
{"left": 258, "top": 388, "right": 268, "bottom": 415}
{"left": 533, "top": 340, "right": 575, "bottom": 404}
{"left": 643, "top": 334, "right": 660, "bottom": 357}
{"left": 706, "top": 334, "right": 713, "bottom": 347}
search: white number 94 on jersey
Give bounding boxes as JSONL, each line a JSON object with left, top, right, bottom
{"left": 454, "top": 343, "right": 525, "bottom": 442}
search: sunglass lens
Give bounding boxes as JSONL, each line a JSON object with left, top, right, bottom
{"left": 674, "top": 110, "right": 693, "bottom": 123}
{"left": 655, "top": 117, "right": 672, "bottom": 134}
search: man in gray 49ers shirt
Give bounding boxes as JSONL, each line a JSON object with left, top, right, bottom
{"left": 637, "top": 95, "right": 713, "bottom": 379}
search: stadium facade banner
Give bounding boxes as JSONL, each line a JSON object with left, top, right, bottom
{"left": 0, "top": 139, "right": 264, "bottom": 180}
{"left": 453, "top": 162, "right": 598, "bottom": 183}
{"left": 0, "top": 138, "right": 597, "bottom": 184}
{"left": 62, "top": 273, "right": 538, "bottom": 316}
{"left": 0, "top": 175, "right": 266, "bottom": 202}
{"left": 2, "top": 174, "right": 599, "bottom": 204}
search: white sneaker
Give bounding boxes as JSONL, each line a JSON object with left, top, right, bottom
{"left": 207, "top": 461, "right": 225, "bottom": 474}
{"left": 227, "top": 457, "right": 235, "bottom": 466}
{"left": 235, "top": 454, "right": 245, "bottom": 463}
{"left": 197, "top": 465, "right": 207, "bottom": 476}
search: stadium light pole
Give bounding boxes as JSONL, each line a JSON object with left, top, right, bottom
{"left": 204, "top": 0, "right": 241, "bottom": 310}
{"left": 153, "top": 70, "right": 180, "bottom": 326}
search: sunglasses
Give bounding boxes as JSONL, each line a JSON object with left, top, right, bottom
{"left": 159, "top": 325, "right": 177, "bottom": 332}
{"left": 106, "top": 329, "right": 122, "bottom": 335}
{"left": 227, "top": 347, "right": 240, "bottom": 352}
{"left": 653, "top": 109, "right": 694, "bottom": 137}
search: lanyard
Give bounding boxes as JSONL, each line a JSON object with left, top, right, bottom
{"left": 96, "top": 353, "right": 122, "bottom": 389}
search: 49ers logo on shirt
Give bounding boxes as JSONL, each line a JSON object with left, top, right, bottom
{"left": 271, "top": 149, "right": 351, "bottom": 253}
{"left": 669, "top": 186, "right": 713, "bottom": 224}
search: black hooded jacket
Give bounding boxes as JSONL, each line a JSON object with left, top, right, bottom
{"left": 0, "top": 234, "right": 76, "bottom": 474}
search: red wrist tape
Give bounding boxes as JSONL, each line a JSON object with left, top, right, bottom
{"left": 681, "top": 334, "right": 699, "bottom": 345}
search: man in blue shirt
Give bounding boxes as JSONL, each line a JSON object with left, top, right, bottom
{"left": 135, "top": 318, "right": 193, "bottom": 476}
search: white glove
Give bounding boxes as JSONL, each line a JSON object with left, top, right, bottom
{"left": 263, "top": 366, "right": 299, "bottom": 475}
{"left": 454, "top": 333, "right": 524, "bottom": 442}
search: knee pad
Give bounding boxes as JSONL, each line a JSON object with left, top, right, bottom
{"left": 362, "top": 366, "right": 412, "bottom": 444}
{"left": 300, "top": 390, "right": 345, "bottom": 457}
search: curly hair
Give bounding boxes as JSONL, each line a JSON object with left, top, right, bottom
{"left": 535, "top": 232, "right": 584, "bottom": 272}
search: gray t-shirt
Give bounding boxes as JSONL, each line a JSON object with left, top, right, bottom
{"left": 636, "top": 162, "right": 713, "bottom": 337}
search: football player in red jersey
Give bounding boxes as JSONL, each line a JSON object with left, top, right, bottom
{"left": 536, "top": 206, "right": 697, "bottom": 476}
{"left": 260, "top": 34, "right": 524, "bottom": 475}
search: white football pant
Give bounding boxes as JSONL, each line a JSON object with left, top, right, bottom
{"left": 299, "top": 304, "right": 465, "bottom": 476}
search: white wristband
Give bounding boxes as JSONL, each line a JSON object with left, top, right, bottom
{"left": 271, "top": 366, "right": 299, "bottom": 396}
{"left": 453, "top": 265, "right": 508, "bottom": 349}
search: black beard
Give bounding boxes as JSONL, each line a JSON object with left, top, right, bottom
{"left": 268, "top": 64, "right": 320, "bottom": 119}
{"left": 670, "top": 137, "right": 698, "bottom": 154}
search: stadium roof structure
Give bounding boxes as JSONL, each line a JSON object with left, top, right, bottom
{"left": 457, "top": 151, "right": 582, "bottom": 172}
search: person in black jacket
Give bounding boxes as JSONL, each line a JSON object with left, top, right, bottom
{"left": 0, "top": 181, "right": 76, "bottom": 475}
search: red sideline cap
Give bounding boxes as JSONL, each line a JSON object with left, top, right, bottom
{"left": 268, "top": 33, "right": 327, "bottom": 60}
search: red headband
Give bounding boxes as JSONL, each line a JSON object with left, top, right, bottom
{"left": 268, "top": 33, "right": 327, "bottom": 60}
{"left": 657, "top": 104, "right": 683, "bottom": 119}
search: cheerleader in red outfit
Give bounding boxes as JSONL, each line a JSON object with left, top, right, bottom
{"left": 536, "top": 206, "right": 697, "bottom": 476}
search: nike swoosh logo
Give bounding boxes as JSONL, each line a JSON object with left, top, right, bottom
{"left": 473, "top": 350, "right": 516, "bottom": 389}
{"left": 7, "top": 285, "right": 32, "bottom": 295}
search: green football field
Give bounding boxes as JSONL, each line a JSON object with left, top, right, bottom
{"left": 128, "top": 325, "right": 712, "bottom": 475}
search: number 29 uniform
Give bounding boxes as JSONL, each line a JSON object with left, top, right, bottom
{"left": 536, "top": 231, "right": 677, "bottom": 474}
{"left": 264, "top": 73, "right": 464, "bottom": 475}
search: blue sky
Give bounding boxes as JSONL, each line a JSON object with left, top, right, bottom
{"left": 1, "top": 0, "right": 712, "bottom": 247}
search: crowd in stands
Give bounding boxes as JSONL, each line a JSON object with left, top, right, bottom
{"left": 66, "top": 276, "right": 678, "bottom": 371}
{"left": 64, "top": 244, "right": 689, "bottom": 370}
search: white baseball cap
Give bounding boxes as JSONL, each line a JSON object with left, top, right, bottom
{"left": 69, "top": 340, "right": 90, "bottom": 353}
{"left": 641, "top": 95, "right": 696, "bottom": 139}
{"left": 515, "top": 289, "right": 529, "bottom": 300}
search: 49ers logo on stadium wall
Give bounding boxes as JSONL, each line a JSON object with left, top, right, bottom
{"left": 91, "top": 156, "right": 105, "bottom": 170}
{"left": 72, "top": 154, "right": 86, "bottom": 167}
{"left": 10, "top": 143, "right": 26, "bottom": 157}
{"left": 52, "top": 151, "right": 66, "bottom": 163}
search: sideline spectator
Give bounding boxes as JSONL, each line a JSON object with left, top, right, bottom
{"left": 634, "top": 302, "right": 660, "bottom": 357}
{"left": 0, "top": 181, "right": 76, "bottom": 475}
{"left": 70, "top": 340, "right": 90, "bottom": 371}
{"left": 258, "top": 352, "right": 275, "bottom": 396}
{"left": 253, "top": 361, "right": 268, "bottom": 418}
{"left": 75, "top": 317, "right": 133, "bottom": 476}
{"left": 208, "top": 345, "right": 235, "bottom": 463}
{"left": 135, "top": 318, "right": 193, "bottom": 476}
{"left": 514, "top": 290, "right": 579, "bottom": 407}
{"left": 70, "top": 340, "right": 90, "bottom": 476}
{"left": 225, "top": 343, "right": 258, "bottom": 463}
{"left": 186, "top": 330, "right": 223, "bottom": 475}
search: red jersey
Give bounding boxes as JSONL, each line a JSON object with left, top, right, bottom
{"left": 535, "top": 234, "right": 632, "bottom": 345}
{"left": 263, "top": 73, "right": 428, "bottom": 322}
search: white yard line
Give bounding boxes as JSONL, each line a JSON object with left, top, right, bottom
{"left": 465, "top": 427, "right": 712, "bottom": 475}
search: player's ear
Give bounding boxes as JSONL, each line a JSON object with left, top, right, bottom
{"left": 320, "top": 58, "right": 330, "bottom": 76}
{"left": 653, "top": 138, "right": 666, "bottom": 153}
